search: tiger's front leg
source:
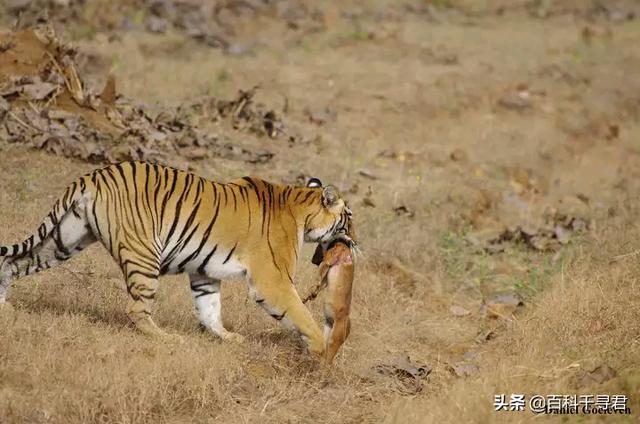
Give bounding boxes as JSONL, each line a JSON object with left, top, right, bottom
{"left": 189, "top": 276, "right": 244, "bottom": 343}
{"left": 250, "top": 269, "right": 325, "bottom": 356}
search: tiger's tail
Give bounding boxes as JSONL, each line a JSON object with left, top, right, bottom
{"left": 0, "top": 180, "right": 85, "bottom": 258}
{"left": 0, "top": 177, "right": 96, "bottom": 303}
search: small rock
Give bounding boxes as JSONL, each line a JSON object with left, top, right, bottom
{"left": 498, "top": 90, "right": 532, "bottom": 110}
{"left": 358, "top": 169, "right": 379, "bottom": 180}
{"left": 146, "top": 16, "right": 168, "bottom": 33}
{"left": 450, "top": 147, "right": 467, "bottom": 162}
{"left": 183, "top": 147, "right": 209, "bottom": 160}
{"left": 554, "top": 225, "right": 570, "bottom": 244}
{"left": 482, "top": 293, "right": 523, "bottom": 319}
{"left": 226, "top": 43, "right": 253, "bottom": 56}
{"left": 489, "top": 293, "right": 522, "bottom": 307}
{"left": 450, "top": 305, "right": 471, "bottom": 317}
{"left": 570, "top": 217, "right": 588, "bottom": 232}
{"left": 604, "top": 123, "right": 619, "bottom": 140}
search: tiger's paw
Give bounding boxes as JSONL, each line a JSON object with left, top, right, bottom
{"left": 301, "top": 334, "right": 325, "bottom": 358}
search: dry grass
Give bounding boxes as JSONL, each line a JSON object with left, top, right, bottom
{"left": 1, "top": 2, "right": 640, "bottom": 423}
{"left": 388, "top": 211, "right": 640, "bottom": 423}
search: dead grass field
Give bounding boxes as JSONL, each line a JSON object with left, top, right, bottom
{"left": 1, "top": 1, "right": 640, "bottom": 423}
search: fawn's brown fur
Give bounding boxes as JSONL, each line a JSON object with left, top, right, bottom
{"left": 306, "top": 239, "right": 354, "bottom": 364}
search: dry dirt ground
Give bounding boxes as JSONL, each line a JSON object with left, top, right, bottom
{"left": 1, "top": 1, "right": 640, "bottom": 423}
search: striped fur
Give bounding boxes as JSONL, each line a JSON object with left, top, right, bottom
{"left": 0, "top": 162, "right": 352, "bottom": 354}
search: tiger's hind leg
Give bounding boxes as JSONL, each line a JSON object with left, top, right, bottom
{"left": 0, "top": 258, "right": 14, "bottom": 309}
{"left": 124, "top": 273, "right": 166, "bottom": 338}
{"left": 119, "top": 247, "right": 180, "bottom": 342}
{"left": 189, "top": 276, "right": 243, "bottom": 343}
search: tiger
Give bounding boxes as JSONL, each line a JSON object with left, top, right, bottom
{"left": 0, "top": 161, "right": 352, "bottom": 355}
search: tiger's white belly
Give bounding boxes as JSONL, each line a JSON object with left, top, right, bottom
{"left": 201, "top": 255, "right": 246, "bottom": 280}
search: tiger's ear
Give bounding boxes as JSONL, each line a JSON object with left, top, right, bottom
{"left": 322, "top": 185, "right": 339, "bottom": 207}
{"left": 307, "top": 178, "right": 322, "bottom": 188}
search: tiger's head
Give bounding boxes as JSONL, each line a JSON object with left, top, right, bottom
{"left": 302, "top": 178, "right": 353, "bottom": 244}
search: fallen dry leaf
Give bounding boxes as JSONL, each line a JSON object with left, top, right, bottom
{"left": 21, "top": 81, "right": 57, "bottom": 100}
{"left": 475, "top": 329, "right": 497, "bottom": 343}
{"left": 377, "top": 148, "right": 397, "bottom": 159}
{"left": 393, "top": 205, "right": 414, "bottom": 218}
{"left": 448, "top": 362, "right": 479, "bottom": 378}
{"left": 362, "top": 197, "right": 376, "bottom": 207}
{"left": 0, "top": 29, "right": 293, "bottom": 167}
{"left": 374, "top": 354, "right": 431, "bottom": 395}
{"left": 362, "top": 186, "right": 376, "bottom": 207}
{"left": 99, "top": 75, "right": 116, "bottom": 106}
{"left": 465, "top": 211, "right": 590, "bottom": 253}
{"left": 304, "top": 106, "right": 336, "bottom": 125}
{"left": 387, "top": 355, "right": 431, "bottom": 379}
{"left": 576, "top": 364, "right": 617, "bottom": 387}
